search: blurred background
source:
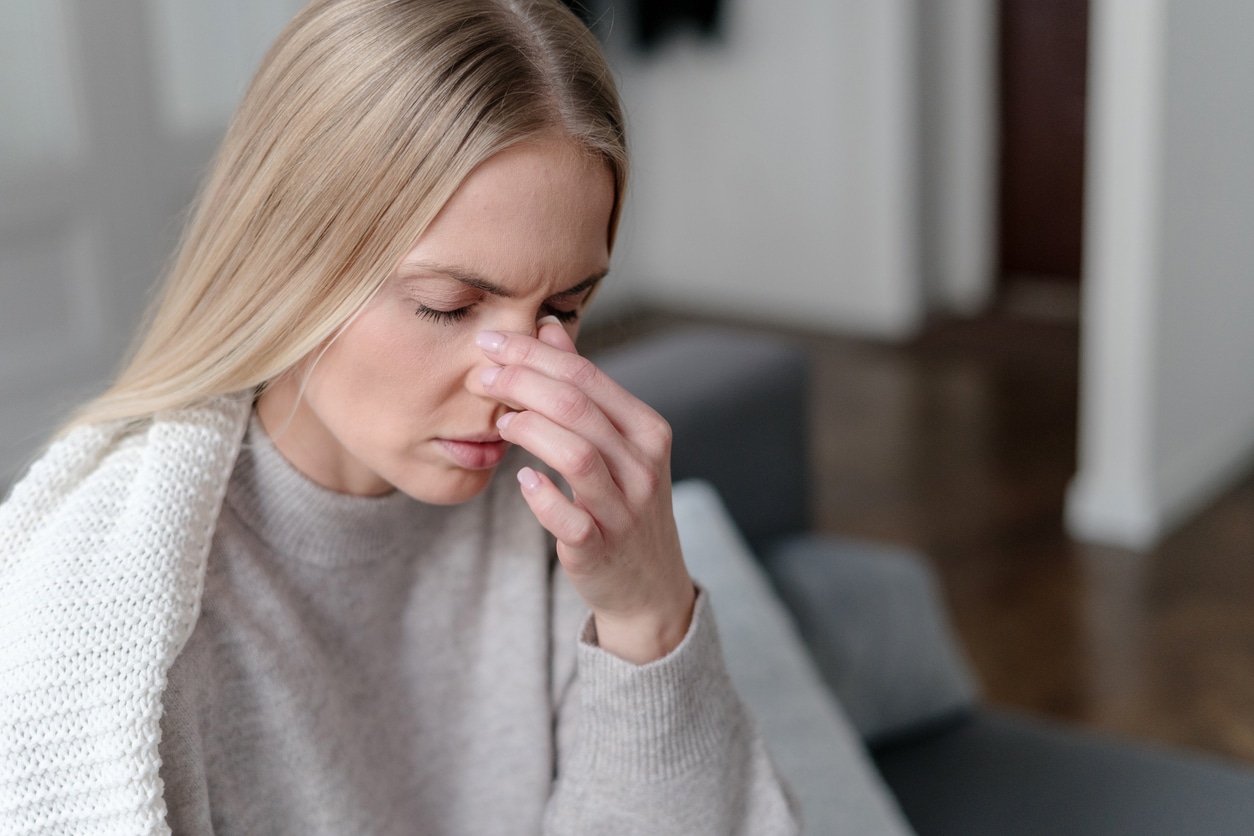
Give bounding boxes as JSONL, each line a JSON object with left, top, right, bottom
{"left": 2, "top": 0, "right": 1252, "bottom": 761}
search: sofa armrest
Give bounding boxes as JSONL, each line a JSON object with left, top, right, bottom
{"left": 673, "top": 481, "right": 913, "bottom": 836}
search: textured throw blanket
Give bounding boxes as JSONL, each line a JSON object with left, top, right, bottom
{"left": 0, "top": 396, "right": 250, "bottom": 836}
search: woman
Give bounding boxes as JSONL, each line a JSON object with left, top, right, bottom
{"left": 0, "top": 1, "right": 799, "bottom": 833}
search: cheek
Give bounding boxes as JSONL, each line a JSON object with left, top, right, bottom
{"left": 316, "top": 310, "right": 469, "bottom": 406}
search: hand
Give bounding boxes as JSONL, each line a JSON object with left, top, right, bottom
{"left": 476, "top": 318, "right": 696, "bottom": 664}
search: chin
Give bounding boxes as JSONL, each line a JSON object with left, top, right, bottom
{"left": 396, "top": 466, "right": 498, "bottom": 506}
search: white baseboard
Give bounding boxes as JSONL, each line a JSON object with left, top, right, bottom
{"left": 1066, "top": 413, "right": 1254, "bottom": 551}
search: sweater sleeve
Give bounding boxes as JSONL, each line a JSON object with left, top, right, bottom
{"left": 544, "top": 587, "right": 801, "bottom": 835}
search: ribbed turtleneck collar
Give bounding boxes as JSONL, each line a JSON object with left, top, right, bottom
{"left": 223, "top": 413, "right": 434, "bottom": 568}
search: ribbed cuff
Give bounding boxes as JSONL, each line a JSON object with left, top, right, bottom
{"left": 572, "top": 589, "right": 744, "bottom": 782}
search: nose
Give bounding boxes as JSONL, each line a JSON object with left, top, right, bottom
{"left": 465, "top": 310, "right": 546, "bottom": 397}
{"left": 495, "top": 308, "right": 547, "bottom": 340}
{"left": 516, "top": 311, "right": 543, "bottom": 339}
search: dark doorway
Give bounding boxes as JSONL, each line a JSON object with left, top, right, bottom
{"left": 998, "top": 0, "right": 1090, "bottom": 285}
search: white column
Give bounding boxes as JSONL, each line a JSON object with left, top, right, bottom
{"left": 1065, "top": 0, "right": 1169, "bottom": 549}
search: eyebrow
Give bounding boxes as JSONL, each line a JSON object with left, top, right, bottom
{"left": 397, "top": 261, "right": 607, "bottom": 299}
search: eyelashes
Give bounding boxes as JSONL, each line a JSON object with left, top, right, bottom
{"left": 540, "top": 306, "right": 581, "bottom": 324}
{"left": 414, "top": 303, "right": 580, "bottom": 325}
{"left": 415, "top": 304, "right": 473, "bottom": 325}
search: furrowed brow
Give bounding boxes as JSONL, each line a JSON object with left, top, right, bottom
{"left": 397, "top": 262, "right": 516, "bottom": 298}
{"left": 398, "top": 261, "right": 607, "bottom": 299}
{"left": 552, "top": 272, "right": 607, "bottom": 299}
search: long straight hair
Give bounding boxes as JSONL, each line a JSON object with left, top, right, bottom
{"left": 67, "top": 0, "right": 626, "bottom": 431}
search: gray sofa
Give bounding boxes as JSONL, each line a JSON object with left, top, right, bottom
{"left": 595, "top": 326, "right": 1254, "bottom": 836}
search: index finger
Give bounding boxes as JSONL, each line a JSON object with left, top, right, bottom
{"left": 537, "top": 315, "right": 577, "bottom": 352}
{"left": 475, "top": 328, "right": 656, "bottom": 441}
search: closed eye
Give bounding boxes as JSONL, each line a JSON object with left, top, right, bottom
{"left": 415, "top": 303, "right": 473, "bottom": 324}
{"left": 541, "top": 305, "right": 580, "bottom": 324}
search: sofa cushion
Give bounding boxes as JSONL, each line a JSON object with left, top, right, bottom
{"left": 763, "top": 535, "right": 979, "bottom": 745}
{"left": 874, "top": 709, "right": 1254, "bottom": 836}
{"left": 673, "top": 480, "right": 913, "bottom": 836}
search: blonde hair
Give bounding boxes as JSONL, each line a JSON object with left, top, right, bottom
{"left": 68, "top": 0, "right": 626, "bottom": 431}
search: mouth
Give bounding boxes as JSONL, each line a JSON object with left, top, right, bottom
{"left": 435, "top": 435, "right": 511, "bottom": 470}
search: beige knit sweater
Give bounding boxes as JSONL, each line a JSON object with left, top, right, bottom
{"left": 0, "top": 397, "right": 800, "bottom": 835}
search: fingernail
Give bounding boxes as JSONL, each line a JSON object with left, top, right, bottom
{"left": 480, "top": 365, "right": 502, "bottom": 387}
{"left": 476, "top": 330, "right": 506, "bottom": 353}
{"left": 497, "top": 411, "right": 516, "bottom": 431}
{"left": 517, "top": 466, "right": 541, "bottom": 492}
{"left": 537, "top": 315, "right": 561, "bottom": 328}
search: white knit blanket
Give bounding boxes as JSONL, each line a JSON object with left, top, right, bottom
{"left": 0, "top": 396, "right": 250, "bottom": 836}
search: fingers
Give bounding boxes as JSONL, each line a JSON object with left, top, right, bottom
{"left": 515, "top": 465, "right": 605, "bottom": 554}
{"left": 498, "top": 409, "right": 633, "bottom": 516}
{"left": 537, "top": 315, "right": 576, "bottom": 352}
{"left": 487, "top": 363, "right": 615, "bottom": 445}
{"left": 476, "top": 321, "right": 672, "bottom": 546}
{"left": 481, "top": 354, "right": 665, "bottom": 499}
{"left": 477, "top": 328, "right": 605, "bottom": 404}
{"left": 475, "top": 327, "right": 670, "bottom": 452}
{"left": 485, "top": 323, "right": 692, "bottom": 663}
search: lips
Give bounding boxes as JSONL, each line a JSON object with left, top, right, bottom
{"left": 435, "top": 435, "right": 510, "bottom": 470}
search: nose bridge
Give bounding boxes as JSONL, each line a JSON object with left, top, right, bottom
{"left": 498, "top": 302, "right": 543, "bottom": 339}
{"left": 464, "top": 304, "right": 542, "bottom": 393}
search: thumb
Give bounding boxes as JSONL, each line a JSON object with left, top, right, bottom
{"left": 537, "top": 315, "right": 578, "bottom": 353}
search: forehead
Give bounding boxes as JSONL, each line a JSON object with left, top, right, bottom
{"left": 399, "top": 139, "right": 614, "bottom": 297}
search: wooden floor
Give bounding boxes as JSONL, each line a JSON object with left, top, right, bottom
{"left": 585, "top": 300, "right": 1254, "bottom": 765}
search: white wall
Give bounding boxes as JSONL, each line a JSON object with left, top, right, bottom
{"left": 1067, "top": 0, "right": 1254, "bottom": 549}
{"left": 0, "top": 0, "right": 301, "bottom": 486}
{"left": 917, "top": 0, "right": 997, "bottom": 315}
{"left": 610, "top": 0, "right": 926, "bottom": 338}
{"left": 1152, "top": 0, "right": 1254, "bottom": 526}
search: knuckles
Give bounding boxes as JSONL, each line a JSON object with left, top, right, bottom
{"left": 503, "top": 334, "right": 541, "bottom": 366}
{"left": 557, "top": 437, "right": 600, "bottom": 479}
{"left": 562, "top": 356, "right": 601, "bottom": 390}
{"left": 550, "top": 386, "right": 593, "bottom": 426}
{"left": 511, "top": 339, "right": 601, "bottom": 392}
{"left": 638, "top": 411, "right": 672, "bottom": 460}
{"left": 637, "top": 461, "right": 663, "bottom": 496}
{"left": 621, "top": 454, "right": 663, "bottom": 501}
{"left": 564, "top": 516, "right": 599, "bottom": 549}
{"left": 491, "top": 363, "right": 522, "bottom": 392}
